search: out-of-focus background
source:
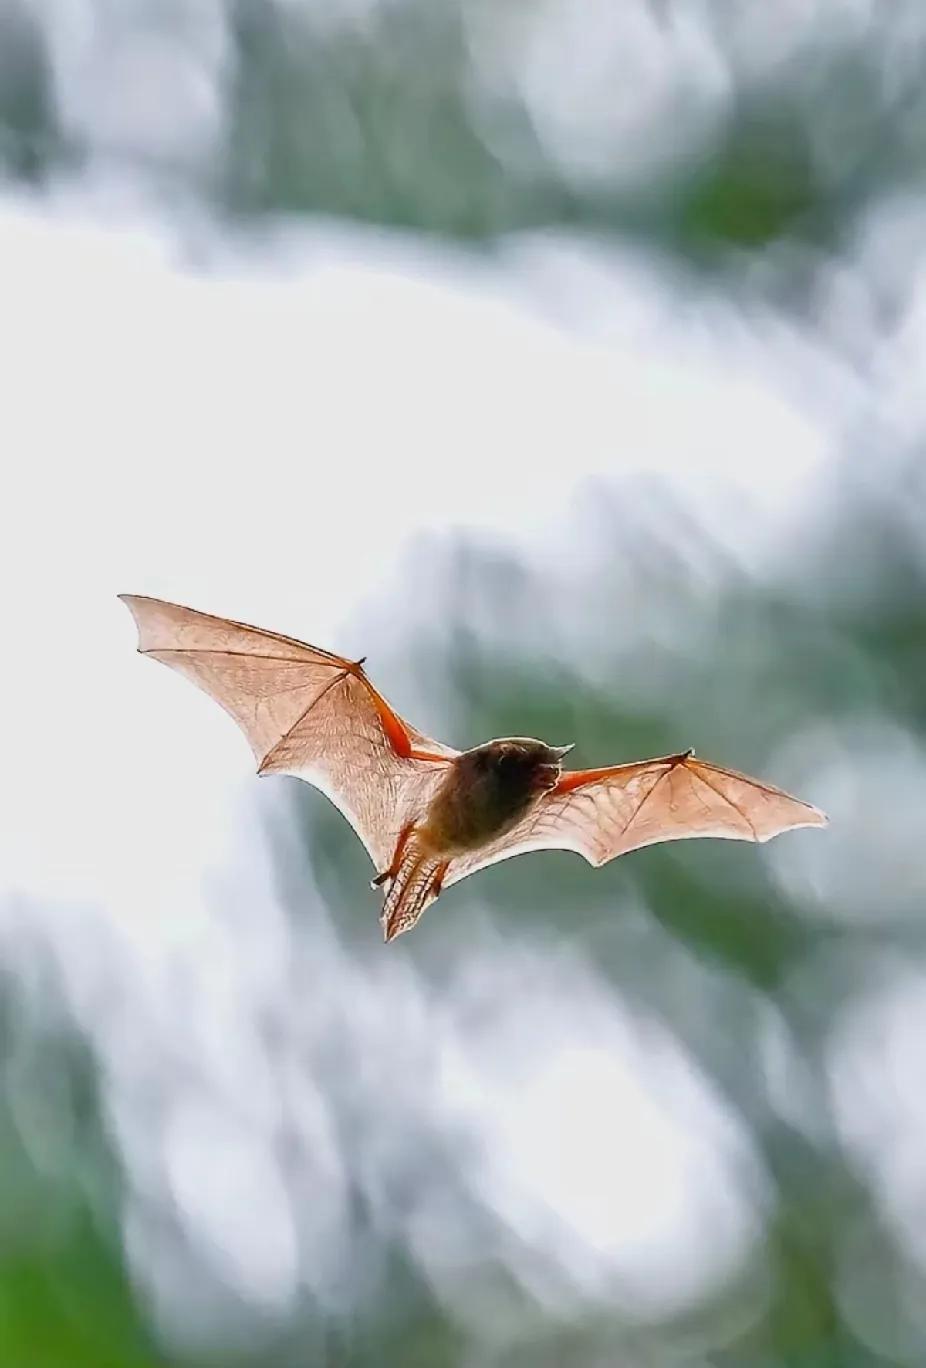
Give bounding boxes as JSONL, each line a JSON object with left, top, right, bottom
{"left": 1, "top": 1, "right": 925, "bottom": 1364}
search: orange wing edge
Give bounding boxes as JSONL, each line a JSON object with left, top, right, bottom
{"left": 552, "top": 749, "right": 695, "bottom": 797}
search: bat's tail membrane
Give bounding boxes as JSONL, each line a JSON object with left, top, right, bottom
{"left": 381, "top": 843, "right": 444, "bottom": 943}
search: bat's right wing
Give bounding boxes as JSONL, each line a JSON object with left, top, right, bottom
{"left": 119, "top": 595, "right": 457, "bottom": 872}
{"left": 443, "top": 750, "right": 826, "bottom": 889}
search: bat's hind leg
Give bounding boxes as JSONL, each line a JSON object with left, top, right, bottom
{"left": 370, "top": 822, "right": 415, "bottom": 890}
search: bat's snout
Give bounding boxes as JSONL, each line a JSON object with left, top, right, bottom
{"left": 536, "top": 744, "right": 573, "bottom": 791}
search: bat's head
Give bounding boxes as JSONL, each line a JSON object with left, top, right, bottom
{"left": 463, "top": 737, "right": 574, "bottom": 797}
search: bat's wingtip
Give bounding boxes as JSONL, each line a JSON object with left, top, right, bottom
{"left": 763, "top": 805, "right": 828, "bottom": 840}
{"left": 117, "top": 593, "right": 164, "bottom": 611}
{"left": 117, "top": 593, "right": 145, "bottom": 623}
{"left": 799, "top": 798, "right": 828, "bottom": 829}
{"left": 117, "top": 594, "right": 145, "bottom": 648}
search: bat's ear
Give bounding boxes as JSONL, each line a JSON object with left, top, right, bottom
{"left": 552, "top": 744, "right": 575, "bottom": 759}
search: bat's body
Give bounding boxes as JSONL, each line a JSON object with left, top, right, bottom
{"left": 119, "top": 596, "right": 827, "bottom": 942}
{"left": 424, "top": 739, "right": 568, "bottom": 853}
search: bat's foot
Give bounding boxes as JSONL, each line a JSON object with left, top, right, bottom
{"left": 431, "top": 862, "right": 448, "bottom": 900}
{"left": 372, "top": 823, "right": 416, "bottom": 892}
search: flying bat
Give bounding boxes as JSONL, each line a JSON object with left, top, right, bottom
{"left": 119, "top": 595, "right": 827, "bottom": 942}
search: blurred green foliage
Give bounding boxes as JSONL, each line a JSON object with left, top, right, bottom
{"left": 3, "top": 0, "right": 926, "bottom": 254}
{"left": 0, "top": 968, "right": 169, "bottom": 1367}
{"left": 0, "top": 3, "right": 60, "bottom": 181}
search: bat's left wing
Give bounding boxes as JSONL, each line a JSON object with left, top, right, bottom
{"left": 119, "top": 595, "right": 457, "bottom": 873}
{"left": 443, "top": 750, "right": 826, "bottom": 890}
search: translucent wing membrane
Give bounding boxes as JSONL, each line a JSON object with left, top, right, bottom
{"left": 444, "top": 751, "right": 826, "bottom": 889}
{"left": 119, "top": 595, "right": 456, "bottom": 871}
